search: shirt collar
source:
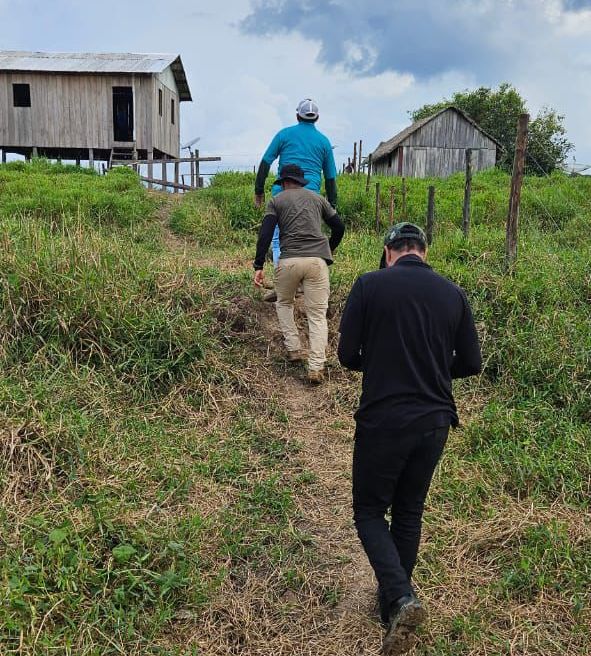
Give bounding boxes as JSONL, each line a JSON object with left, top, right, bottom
{"left": 394, "top": 254, "right": 430, "bottom": 268}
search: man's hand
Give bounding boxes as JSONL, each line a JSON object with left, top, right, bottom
{"left": 254, "top": 269, "right": 265, "bottom": 288}
{"left": 254, "top": 194, "right": 265, "bottom": 208}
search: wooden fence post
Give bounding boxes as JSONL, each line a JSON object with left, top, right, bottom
{"left": 195, "top": 149, "right": 200, "bottom": 188}
{"left": 505, "top": 113, "right": 530, "bottom": 270}
{"left": 147, "top": 150, "right": 153, "bottom": 189}
{"left": 174, "top": 161, "right": 180, "bottom": 193}
{"left": 1, "top": 149, "right": 6, "bottom": 163}
{"left": 389, "top": 186, "right": 395, "bottom": 224}
{"left": 401, "top": 177, "right": 407, "bottom": 219}
{"left": 353, "top": 141, "right": 357, "bottom": 172}
{"left": 162, "top": 158, "right": 167, "bottom": 190}
{"left": 426, "top": 185, "right": 435, "bottom": 245}
{"left": 462, "top": 148, "right": 472, "bottom": 237}
{"left": 366, "top": 154, "right": 372, "bottom": 192}
{"left": 358, "top": 139, "right": 363, "bottom": 174}
{"left": 375, "top": 182, "right": 381, "bottom": 232}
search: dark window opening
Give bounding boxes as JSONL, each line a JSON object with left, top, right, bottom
{"left": 159, "top": 88, "right": 163, "bottom": 116}
{"left": 387, "top": 153, "right": 393, "bottom": 168}
{"left": 112, "top": 86, "right": 134, "bottom": 142}
{"left": 171, "top": 98, "right": 175, "bottom": 125}
{"left": 13, "top": 83, "right": 31, "bottom": 107}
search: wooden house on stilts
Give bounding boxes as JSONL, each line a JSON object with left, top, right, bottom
{"left": 0, "top": 50, "right": 192, "bottom": 167}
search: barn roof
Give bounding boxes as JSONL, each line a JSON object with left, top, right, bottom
{"left": 0, "top": 50, "right": 192, "bottom": 101}
{"left": 371, "top": 106, "right": 502, "bottom": 161}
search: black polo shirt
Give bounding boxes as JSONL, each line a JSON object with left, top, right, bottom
{"left": 338, "top": 254, "right": 482, "bottom": 436}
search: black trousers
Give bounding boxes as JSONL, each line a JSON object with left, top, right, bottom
{"left": 352, "top": 424, "right": 449, "bottom": 607}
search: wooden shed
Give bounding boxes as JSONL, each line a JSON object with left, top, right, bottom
{"left": 371, "top": 106, "right": 500, "bottom": 178}
{"left": 0, "top": 50, "right": 192, "bottom": 165}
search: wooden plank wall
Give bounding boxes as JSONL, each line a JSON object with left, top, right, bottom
{"left": 373, "top": 111, "right": 497, "bottom": 178}
{"left": 151, "top": 73, "right": 180, "bottom": 158}
{"left": 0, "top": 70, "right": 177, "bottom": 155}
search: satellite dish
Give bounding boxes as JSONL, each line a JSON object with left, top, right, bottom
{"left": 182, "top": 136, "right": 201, "bottom": 150}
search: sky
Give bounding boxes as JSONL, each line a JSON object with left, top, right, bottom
{"left": 1, "top": 0, "right": 591, "bottom": 176}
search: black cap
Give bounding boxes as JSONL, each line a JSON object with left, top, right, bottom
{"left": 274, "top": 164, "right": 309, "bottom": 187}
{"left": 379, "top": 222, "right": 427, "bottom": 269}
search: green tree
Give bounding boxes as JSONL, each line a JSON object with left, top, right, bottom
{"left": 410, "top": 84, "right": 572, "bottom": 174}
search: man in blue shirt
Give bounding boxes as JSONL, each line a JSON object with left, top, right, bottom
{"left": 254, "top": 99, "right": 338, "bottom": 277}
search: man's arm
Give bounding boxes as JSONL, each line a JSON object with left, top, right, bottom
{"left": 254, "top": 159, "right": 271, "bottom": 201}
{"left": 254, "top": 132, "right": 282, "bottom": 206}
{"left": 323, "top": 141, "right": 338, "bottom": 208}
{"left": 337, "top": 278, "right": 364, "bottom": 371}
{"left": 253, "top": 213, "right": 278, "bottom": 272}
{"left": 325, "top": 213, "right": 345, "bottom": 253}
{"left": 450, "top": 291, "right": 482, "bottom": 379}
{"left": 325, "top": 177, "right": 338, "bottom": 209}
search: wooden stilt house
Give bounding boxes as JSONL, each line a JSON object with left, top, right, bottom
{"left": 0, "top": 50, "right": 192, "bottom": 166}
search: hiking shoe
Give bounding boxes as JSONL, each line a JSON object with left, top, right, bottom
{"left": 382, "top": 593, "right": 427, "bottom": 655}
{"left": 287, "top": 350, "right": 304, "bottom": 363}
{"left": 307, "top": 369, "right": 325, "bottom": 384}
{"left": 263, "top": 290, "right": 277, "bottom": 302}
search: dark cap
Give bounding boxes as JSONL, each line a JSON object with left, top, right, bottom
{"left": 274, "top": 164, "right": 309, "bottom": 187}
{"left": 379, "top": 222, "right": 427, "bottom": 269}
{"left": 384, "top": 222, "right": 427, "bottom": 248}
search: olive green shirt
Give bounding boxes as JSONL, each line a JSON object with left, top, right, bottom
{"left": 265, "top": 188, "right": 337, "bottom": 264}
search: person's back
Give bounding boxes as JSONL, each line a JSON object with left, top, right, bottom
{"left": 269, "top": 122, "right": 335, "bottom": 194}
{"left": 338, "top": 223, "right": 481, "bottom": 655}
{"left": 340, "top": 258, "right": 479, "bottom": 433}
{"left": 270, "top": 187, "right": 335, "bottom": 263}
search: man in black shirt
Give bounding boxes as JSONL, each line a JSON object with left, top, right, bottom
{"left": 338, "top": 223, "right": 481, "bottom": 655}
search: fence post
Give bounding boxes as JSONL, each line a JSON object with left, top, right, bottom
{"left": 426, "top": 185, "right": 435, "bottom": 245}
{"left": 366, "top": 154, "right": 372, "bottom": 192}
{"left": 401, "top": 177, "right": 407, "bottom": 219}
{"left": 462, "top": 148, "right": 472, "bottom": 237}
{"left": 375, "top": 182, "right": 381, "bottom": 232}
{"left": 389, "top": 186, "right": 395, "bottom": 224}
{"left": 162, "top": 157, "right": 167, "bottom": 190}
{"left": 353, "top": 141, "right": 357, "bottom": 172}
{"left": 174, "top": 161, "right": 180, "bottom": 194}
{"left": 358, "top": 139, "right": 363, "bottom": 174}
{"left": 195, "top": 149, "right": 200, "bottom": 188}
{"left": 147, "top": 150, "right": 154, "bottom": 189}
{"left": 505, "top": 113, "right": 530, "bottom": 270}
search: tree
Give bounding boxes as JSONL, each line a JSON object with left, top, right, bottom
{"left": 410, "top": 84, "right": 573, "bottom": 174}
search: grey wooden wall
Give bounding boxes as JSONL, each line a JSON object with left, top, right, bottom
{"left": 374, "top": 110, "right": 497, "bottom": 178}
{"left": 0, "top": 69, "right": 180, "bottom": 157}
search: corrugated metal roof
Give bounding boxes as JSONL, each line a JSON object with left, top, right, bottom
{"left": 0, "top": 50, "right": 192, "bottom": 101}
{"left": 372, "top": 106, "right": 502, "bottom": 161}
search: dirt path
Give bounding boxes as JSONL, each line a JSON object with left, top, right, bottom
{"left": 158, "top": 201, "right": 384, "bottom": 653}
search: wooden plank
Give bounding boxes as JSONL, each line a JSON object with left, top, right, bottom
{"left": 122, "top": 156, "right": 220, "bottom": 165}
{"left": 174, "top": 160, "right": 179, "bottom": 194}
{"left": 140, "top": 175, "right": 192, "bottom": 191}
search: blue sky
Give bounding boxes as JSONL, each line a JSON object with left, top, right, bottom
{"left": 1, "top": 0, "right": 591, "bottom": 174}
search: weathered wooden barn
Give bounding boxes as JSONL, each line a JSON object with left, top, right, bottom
{"left": 0, "top": 50, "right": 192, "bottom": 165}
{"left": 371, "top": 106, "right": 501, "bottom": 178}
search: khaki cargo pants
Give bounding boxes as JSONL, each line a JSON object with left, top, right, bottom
{"left": 274, "top": 257, "right": 330, "bottom": 371}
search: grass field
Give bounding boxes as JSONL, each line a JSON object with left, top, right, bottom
{"left": 1, "top": 160, "right": 589, "bottom": 655}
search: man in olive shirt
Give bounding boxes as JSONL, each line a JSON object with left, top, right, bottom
{"left": 254, "top": 164, "right": 344, "bottom": 383}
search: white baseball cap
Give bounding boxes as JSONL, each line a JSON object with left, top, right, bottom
{"left": 296, "top": 98, "right": 319, "bottom": 120}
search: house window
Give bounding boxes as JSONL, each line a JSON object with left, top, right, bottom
{"left": 158, "top": 88, "right": 163, "bottom": 117}
{"left": 13, "top": 83, "right": 31, "bottom": 107}
{"left": 387, "top": 153, "right": 393, "bottom": 168}
{"left": 171, "top": 98, "right": 175, "bottom": 125}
